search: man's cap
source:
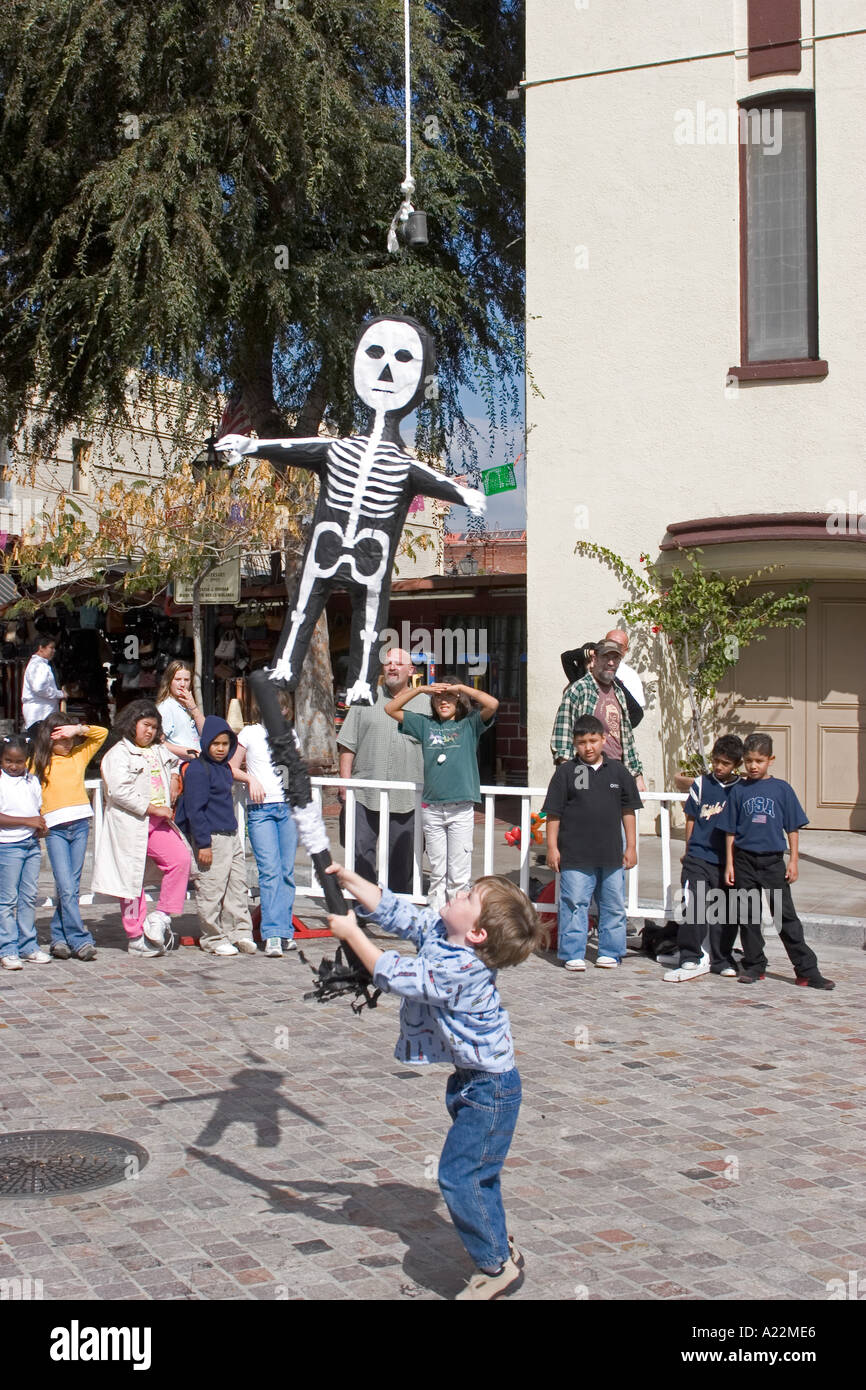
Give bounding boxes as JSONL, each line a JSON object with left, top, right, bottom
{"left": 595, "top": 639, "right": 624, "bottom": 658}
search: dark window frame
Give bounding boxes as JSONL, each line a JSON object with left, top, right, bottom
{"left": 731, "top": 90, "right": 827, "bottom": 382}
{"left": 748, "top": 0, "right": 802, "bottom": 80}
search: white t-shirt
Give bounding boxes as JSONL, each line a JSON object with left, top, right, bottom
{"left": 0, "top": 770, "right": 43, "bottom": 843}
{"left": 158, "top": 698, "right": 201, "bottom": 752}
{"left": 617, "top": 660, "right": 646, "bottom": 708}
{"left": 237, "top": 724, "right": 286, "bottom": 803}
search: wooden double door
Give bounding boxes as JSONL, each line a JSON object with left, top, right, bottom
{"left": 718, "top": 582, "right": 866, "bottom": 831}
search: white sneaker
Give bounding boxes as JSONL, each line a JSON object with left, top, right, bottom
{"left": 595, "top": 956, "right": 619, "bottom": 968}
{"left": 208, "top": 940, "right": 239, "bottom": 957}
{"left": 0, "top": 955, "right": 23, "bottom": 971}
{"left": 128, "top": 934, "right": 163, "bottom": 957}
{"left": 144, "top": 909, "right": 171, "bottom": 945}
{"left": 234, "top": 938, "right": 257, "bottom": 954}
{"left": 455, "top": 1251, "right": 525, "bottom": 1301}
{"left": 264, "top": 939, "right": 283, "bottom": 957}
{"left": 664, "top": 960, "right": 710, "bottom": 982}
{"left": 720, "top": 966, "right": 738, "bottom": 978}
{"left": 21, "top": 950, "right": 52, "bottom": 964}
{"left": 563, "top": 959, "right": 586, "bottom": 972}
{"left": 284, "top": 939, "right": 297, "bottom": 951}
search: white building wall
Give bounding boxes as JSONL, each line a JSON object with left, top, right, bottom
{"left": 525, "top": 1, "right": 866, "bottom": 793}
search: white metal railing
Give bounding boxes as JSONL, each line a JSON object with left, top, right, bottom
{"left": 281, "top": 780, "right": 688, "bottom": 921}
{"left": 83, "top": 775, "right": 688, "bottom": 921}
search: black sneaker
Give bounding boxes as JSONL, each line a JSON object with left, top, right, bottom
{"left": 74, "top": 944, "right": 97, "bottom": 962}
{"left": 796, "top": 974, "right": 835, "bottom": 990}
{"left": 49, "top": 943, "right": 71, "bottom": 960}
{"left": 738, "top": 970, "right": 765, "bottom": 984}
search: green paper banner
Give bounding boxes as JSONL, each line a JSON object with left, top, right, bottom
{"left": 481, "top": 463, "right": 517, "bottom": 496}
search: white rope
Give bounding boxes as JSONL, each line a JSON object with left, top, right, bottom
{"left": 387, "top": 0, "right": 416, "bottom": 253}
{"left": 403, "top": 0, "right": 412, "bottom": 187}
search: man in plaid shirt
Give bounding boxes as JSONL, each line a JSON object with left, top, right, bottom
{"left": 550, "top": 639, "right": 646, "bottom": 789}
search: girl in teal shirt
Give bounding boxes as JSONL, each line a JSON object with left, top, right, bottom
{"left": 386, "top": 676, "right": 497, "bottom": 912}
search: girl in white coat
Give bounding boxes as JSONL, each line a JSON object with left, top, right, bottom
{"left": 92, "top": 700, "right": 192, "bottom": 957}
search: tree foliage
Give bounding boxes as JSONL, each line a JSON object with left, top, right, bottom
{"left": 575, "top": 541, "right": 810, "bottom": 771}
{"left": 12, "top": 453, "right": 313, "bottom": 696}
{"left": 0, "top": 0, "right": 524, "bottom": 461}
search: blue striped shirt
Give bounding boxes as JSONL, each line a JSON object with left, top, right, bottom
{"left": 366, "top": 889, "right": 515, "bottom": 1072}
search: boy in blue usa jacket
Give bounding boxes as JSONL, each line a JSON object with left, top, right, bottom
{"left": 665, "top": 734, "right": 743, "bottom": 983}
{"left": 325, "top": 861, "right": 544, "bottom": 1301}
{"left": 718, "top": 732, "right": 834, "bottom": 990}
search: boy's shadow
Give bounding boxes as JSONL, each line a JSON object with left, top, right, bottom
{"left": 187, "top": 1145, "right": 468, "bottom": 1298}
{"left": 153, "top": 1069, "right": 324, "bottom": 1148}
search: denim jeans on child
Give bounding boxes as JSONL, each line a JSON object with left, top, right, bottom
{"left": 246, "top": 801, "right": 298, "bottom": 940}
{"left": 437, "top": 1067, "right": 522, "bottom": 1273}
{"left": 0, "top": 840, "right": 41, "bottom": 959}
{"left": 558, "top": 865, "right": 627, "bottom": 963}
{"left": 45, "top": 820, "right": 94, "bottom": 952}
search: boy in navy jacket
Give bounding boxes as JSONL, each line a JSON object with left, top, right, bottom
{"left": 665, "top": 734, "right": 743, "bottom": 983}
{"left": 180, "top": 716, "right": 255, "bottom": 957}
{"left": 718, "top": 733, "right": 834, "bottom": 989}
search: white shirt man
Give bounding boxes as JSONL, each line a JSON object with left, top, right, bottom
{"left": 22, "top": 639, "right": 64, "bottom": 730}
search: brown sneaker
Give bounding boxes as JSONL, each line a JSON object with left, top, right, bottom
{"left": 455, "top": 1251, "right": 524, "bottom": 1301}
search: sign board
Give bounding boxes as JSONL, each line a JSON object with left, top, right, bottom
{"left": 481, "top": 463, "right": 517, "bottom": 496}
{"left": 174, "top": 555, "right": 241, "bottom": 605}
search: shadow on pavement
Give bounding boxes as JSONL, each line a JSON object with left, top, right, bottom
{"left": 187, "top": 1145, "right": 466, "bottom": 1298}
{"left": 153, "top": 1069, "right": 325, "bottom": 1147}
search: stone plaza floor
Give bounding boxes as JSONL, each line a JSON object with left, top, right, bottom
{"left": 1, "top": 892, "right": 864, "bottom": 1303}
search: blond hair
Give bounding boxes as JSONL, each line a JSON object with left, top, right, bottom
{"left": 156, "top": 660, "right": 194, "bottom": 706}
{"left": 473, "top": 876, "right": 547, "bottom": 969}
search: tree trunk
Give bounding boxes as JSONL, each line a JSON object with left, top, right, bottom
{"left": 291, "top": 365, "right": 329, "bottom": 438}
{"left": 294, "top": 612, "right": 338, "bottom": 773}
{"left": 236, "top": 327, "right": 287, "bottom": 439}
{"left": 683, "top": 634, "right": 707, "bottom": 770}
{"left": 192, "top": 577, "right": 204, "bottom": 707}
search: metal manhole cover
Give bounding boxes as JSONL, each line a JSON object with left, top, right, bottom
{"left": 0, "top": 1130, "right": 149, "bottom": 1197}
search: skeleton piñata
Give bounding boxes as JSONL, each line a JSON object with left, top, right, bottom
{"left": 216, "top": 315, "right": 485, "bottom": 707}
{"left": 219, "top": 317, "right": 485, "bottom": 1005}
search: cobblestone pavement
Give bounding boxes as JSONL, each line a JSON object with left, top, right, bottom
{"left": 0, "top": 901, "right": 863, "bottom": 1302}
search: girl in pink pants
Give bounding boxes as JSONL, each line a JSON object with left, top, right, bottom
{"left": 92, "top": 699, "right": 193, "bottom": 957}
{"left": 119, "top": 816, "right": 191, "bottom": 939}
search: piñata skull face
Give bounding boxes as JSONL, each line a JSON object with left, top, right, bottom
{"left": 353, "top": 318, "right": 426, "bottom": 416}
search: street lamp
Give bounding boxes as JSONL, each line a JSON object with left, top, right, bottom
{"left": 191, "top": 428, "right": 235, "bottom": 483}
{"left": 459, "top": 552, "right": 478, "bottom": 576}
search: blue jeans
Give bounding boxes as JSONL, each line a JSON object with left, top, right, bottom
{"left": 558, "top": 865, "right": 627, "bottom": 963}
{"left": 45, "top": 820, "right": 93, "bottom": 952}
{"left": 0, "top": 840, "right": 41, "bottom": 958}
{"left": 438, "top": 1067, "right": 522, "bottom": 1273}
{"left": 246, "top": 801, "right": 298, "bottom": 940}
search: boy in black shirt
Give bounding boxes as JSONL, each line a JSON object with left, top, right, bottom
{"left": 543, "top": 715, "right": 642, "bottom": 972}
{"left": 718, "top": 733, "right": 834, "bottom": 990}
{"left": 665, "top": 734, "right": 743, "bottom": 983}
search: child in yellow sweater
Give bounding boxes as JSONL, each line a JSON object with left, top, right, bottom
{"left": 30, "top": 716, "right": 107, "bottom": 960}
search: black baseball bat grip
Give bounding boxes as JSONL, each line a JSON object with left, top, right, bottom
{"left": 313, "top": 850, "right": 348, "bottom": 915}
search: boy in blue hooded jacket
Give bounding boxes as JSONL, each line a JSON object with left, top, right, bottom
{"left": 180, "top": 716, "right": 255, "bottom": 957}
